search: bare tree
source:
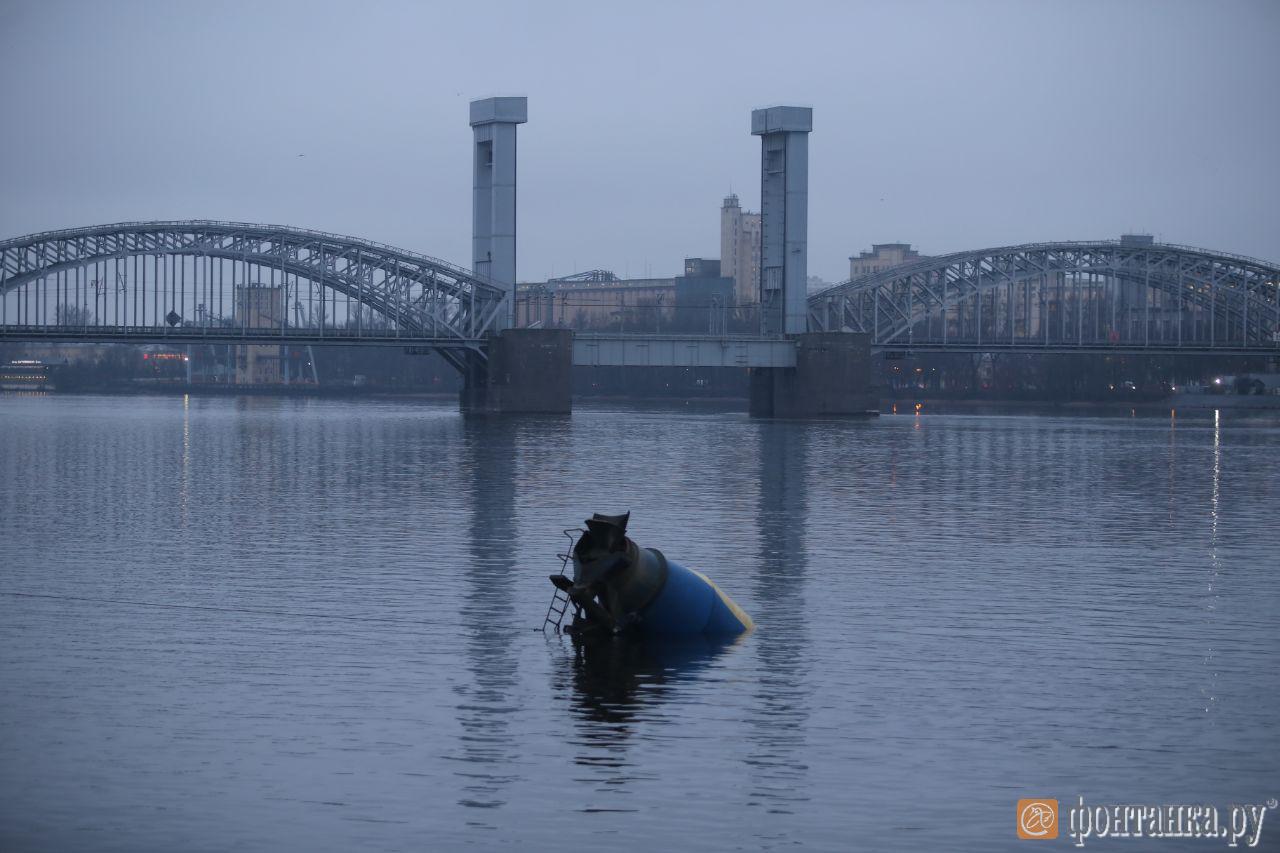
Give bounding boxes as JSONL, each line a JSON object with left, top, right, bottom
{"left": 56, "top": 304, "right": 94, "bottom": 326}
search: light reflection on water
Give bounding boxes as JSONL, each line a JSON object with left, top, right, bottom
{"left": 1, "top": 394, "right": 1278, "bottom": 852}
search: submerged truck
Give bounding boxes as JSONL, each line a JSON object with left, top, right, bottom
{"left": 545, "top": 512, "right": 754, "bottom": 637}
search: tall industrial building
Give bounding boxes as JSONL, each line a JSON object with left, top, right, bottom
{"left": 720, "top": 194, "right": 761, "bottom": 307}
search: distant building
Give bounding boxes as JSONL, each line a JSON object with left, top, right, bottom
{"left": 234, "top": 284, "right": 283, "bottom": 384}
{"left": 720, "top": 194, "right": 761, "bottom": 307}
{"left": 674, "top": 258, "right": 734, "bottom": 334}
{"left": 515, "top": 271, "right": 676, "bottom": 331}
{"left": 515, "top": 259, "right": 734, "bottom": 334}
{"left": 849, "top": 243, "right": 924, "bottom": 279}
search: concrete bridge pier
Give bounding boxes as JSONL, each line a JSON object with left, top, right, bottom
{"left": 460, "top": 327, "right": 573, "bottom": 414}
{"left": 749, "top": 332, "right": 876, "bottom": 417}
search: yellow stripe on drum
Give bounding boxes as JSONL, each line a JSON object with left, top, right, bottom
{"left": 690, "top": 568, "right": 755, "bottom": 633}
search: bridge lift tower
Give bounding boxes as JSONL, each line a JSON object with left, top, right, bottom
{"left": 465, "top": 96, "right": 572, "bottom": 413}
{"left": 748, "top": 105, "right": 875, "bottom": 416}
{"left": 470, "top": 96, "right": 526, "bottom": 329}
{"left": 753, "top": 106, "right": 812, "bottom": 337}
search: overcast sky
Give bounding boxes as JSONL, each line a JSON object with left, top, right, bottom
{"left": 1, "top": 0, "right": 1276, "bottom": 282}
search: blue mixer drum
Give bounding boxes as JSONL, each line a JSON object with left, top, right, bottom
{"left": 547, "top": 512, "right": 753, "bottom": 637}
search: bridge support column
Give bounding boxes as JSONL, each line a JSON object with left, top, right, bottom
{"left": 749, "top": 332, "right": 876, "bottom": 417}
{"left": 461, "top": 328, "right": 572, "bottom": 414}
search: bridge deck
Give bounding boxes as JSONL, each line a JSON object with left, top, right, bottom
{"left": 5, "top": 325, "right": 1275, "bottom": 360}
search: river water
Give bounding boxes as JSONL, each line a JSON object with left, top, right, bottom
{"left": 1, "top": 394, "right": 1277, "bottom": 851}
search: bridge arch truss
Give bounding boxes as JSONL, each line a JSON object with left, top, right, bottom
{"left": 809, "top": 241, "right": 1280, "bottom": 354}
{"left": 0, "top": 221, "right": 508, "bottom": 366}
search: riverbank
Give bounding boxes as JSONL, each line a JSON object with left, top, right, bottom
{"left": 885, "top": 394, "right": 1280, "bottom": 414}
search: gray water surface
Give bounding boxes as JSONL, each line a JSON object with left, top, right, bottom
{"left": 2, "top": 395, "right": 1277, "bottom": 851}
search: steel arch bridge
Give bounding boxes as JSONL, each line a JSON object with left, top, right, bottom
{"left": 0, "top": 221, "right": 508, "bottom": 368}
{"left": 808, "top": 240, "right": 1280, "bottom": 355}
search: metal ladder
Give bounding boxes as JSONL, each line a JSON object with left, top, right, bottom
{"left": 542, "top": 528, "right": 582, "bottom": 633}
